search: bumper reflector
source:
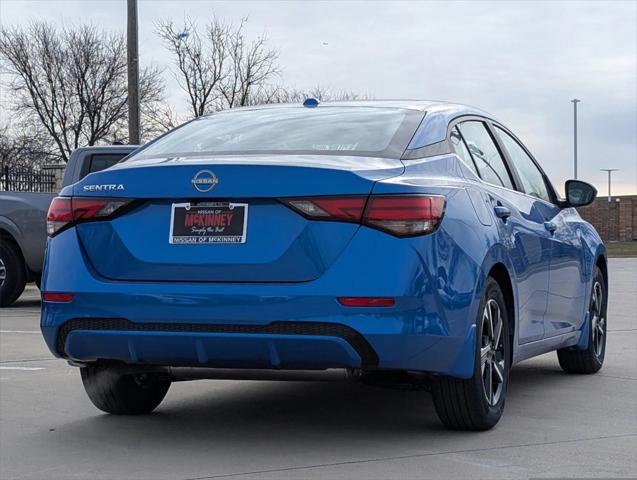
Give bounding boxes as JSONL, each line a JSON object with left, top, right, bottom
{"left": 42, "top": 292, "right": 74, "bottom": 303}
{"left": 338, "top": 297, "right": 395, "bottom": 307}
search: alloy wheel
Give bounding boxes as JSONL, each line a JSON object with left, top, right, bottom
{"left": 590, "top": 281, "right": 606, "bottom": 358}
{"left": 481, "top": 298, "right": 505, "bottom": 406}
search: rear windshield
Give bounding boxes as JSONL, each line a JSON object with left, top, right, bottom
{"left": 128, "top": 107, "right": 421, "bottom": 160}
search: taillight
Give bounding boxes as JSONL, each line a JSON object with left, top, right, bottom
{"left": 363, "top": 195, "right": 445, "bottom": 237}
{"left": 47, "top": 197, "right": 132, "bottom": 237}
{"left": 282, "top": 197, "right": 366, "bottom": 222}
{"left": 46, "top": 197, "right": 73, "bottom": 236}
{"left": 281, "top": 195, "right": 445, "bottom": 237}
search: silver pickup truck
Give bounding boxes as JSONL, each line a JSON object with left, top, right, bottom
{"left": 0, "top": 145, "right": 137, "bottom": 306}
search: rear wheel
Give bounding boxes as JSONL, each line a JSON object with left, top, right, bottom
{"left": 557, "top": 266, "right": 606, "bottom": 374}
{"left": 81, "top": 365, "right": 171, "bottom": 415}
{"left": 0, "top": 239, "right": 27, "bottom": 307}
{"left": 431, "top": 277, "right": 510, "bottom": 430}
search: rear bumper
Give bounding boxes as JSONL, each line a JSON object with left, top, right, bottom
{"left": 41, "top": 225, "right": 483, "bottom": 379}
{"left": 43, "top": 311, "right": 476, "bottom": 377}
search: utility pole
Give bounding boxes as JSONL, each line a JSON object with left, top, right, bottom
{"left": 600, "top": 169, "right": 619, "bottom": 202}
{"left": 127, "top": 0, "right": 140, "bottom": 145}
{"left": 571, "top": 99, "right": 580, "bottom": 179}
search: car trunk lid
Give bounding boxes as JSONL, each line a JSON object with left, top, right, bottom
{"left": 72, "top": 155, "right": 403, "bottom": 282}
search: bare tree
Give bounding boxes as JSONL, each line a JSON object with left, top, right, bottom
{"left": 218, "top": 18, "right": 280, "bottom": 109}
{"left": 303, "top": 86, "right": 371, "bottom": 102}
{"left": 141, "top": 101, "right": 179, "bottom": 138}
{"left": 246, "top": 84, "right": 372, "bottom": 105}
{"left": 0, "top": 22, "right": 165, "bottom": 162}
{"left": 156, "top": 17, "right": 228, "bottom": 117}
{"left": 0, "top": 120, "right": 57, "bottom": 170}
{"left": 157, "top": 16, "right": 280, "bottom": 116}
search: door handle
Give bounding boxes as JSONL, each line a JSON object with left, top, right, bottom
{"left": 494, "top": 206, "right": 511, "bottom": 220}
{"left": 544, "top": 221, "right": 557, "bottom": 233}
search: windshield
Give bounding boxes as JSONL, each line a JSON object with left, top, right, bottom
{"left": 129, "top": 107, "right": 421, "bottom": 160}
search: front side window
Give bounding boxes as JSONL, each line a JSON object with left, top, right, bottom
{"left": 495, "top": 126, "right": 551, "bottom": 203}
{"left": 456, "top": 121, "right": 514, "bottom": 190}
{"left": 129, "top": 107, "right": 418, "bottom": 160}
{"left": 450, "top": 127, "right": 478, "bottom": 176}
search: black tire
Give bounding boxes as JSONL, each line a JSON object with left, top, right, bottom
{"left": 0, "top": 238, "right": 27, "bottom": 307}
{"left": 557, "top": 266, "right": 606, "bottom": 374}
{"left": 431, "top": 277, "right": 510, "bottom": 430}
{"left": 80, "top": 365, "right": 171, "bottom": 415}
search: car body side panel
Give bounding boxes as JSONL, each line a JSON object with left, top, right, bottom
{"left": 540, "top": 205, "right": 590, "bottom": 337}
{"left": 370, "top": 155, "right": 511, "bottom": 373}
{"left": 482, "top": 187, "right": 552, "bottom": 344}
{"left": 398, "top": 155, "right": 551, "bottom": 346}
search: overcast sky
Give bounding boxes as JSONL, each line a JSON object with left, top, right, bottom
{"left": 1, "top": 0, "right": 636, "bottom": 194}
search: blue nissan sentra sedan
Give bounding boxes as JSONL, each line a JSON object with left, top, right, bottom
{"left": 41, "top": 100, "right": 606, "bottom": 430}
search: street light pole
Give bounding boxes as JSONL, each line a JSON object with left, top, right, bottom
{"left": 600, "top": 169, "right": 619, "bottom": 202}
{"left": 571, "top": 99, "right": 580, "bottom": 179}
{"left": 127, "top": 0, "right": 140, "bottom": 145}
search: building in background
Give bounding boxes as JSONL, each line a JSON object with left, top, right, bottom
{"left": 578, "top": 195, "right": 637, "bottom": 242}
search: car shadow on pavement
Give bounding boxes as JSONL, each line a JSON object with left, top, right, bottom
{"left": 58, "top": 360, "right": 574, "bottom": 447}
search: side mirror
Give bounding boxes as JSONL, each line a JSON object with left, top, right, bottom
{"left": 564, "top": 180, "right": 597, "bottom": 207}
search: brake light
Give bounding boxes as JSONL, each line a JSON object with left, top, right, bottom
{"left": 281, "top": 195, "right": 445, "bottom": 237}
{"left": 47, "top": 197, "right": 132, "bottom": 237}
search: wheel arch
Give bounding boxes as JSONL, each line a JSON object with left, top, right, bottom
{"left": 595, "top": 252, "right": 608, "bottom": 291}
{"left": 486, "top": 262, "right": 516, "bottom": 368}
{"left": 0, "top": 226, "right": 29, "bottom": 277}
{"left": 0, "top": 215, "right": 23, "bottom": 247}
{"left": 475, "top": 240, "right": 519, "bottom": 366}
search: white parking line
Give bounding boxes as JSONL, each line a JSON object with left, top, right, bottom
{"left": 0, "top": 366, "right": 45, "bottom": 371}
{"left": 0, "top": 330, "right": 40, "bottom": 334}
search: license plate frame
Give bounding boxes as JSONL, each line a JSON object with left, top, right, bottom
{"left": 169, "top": 202, "right": 248, "bottom": 245}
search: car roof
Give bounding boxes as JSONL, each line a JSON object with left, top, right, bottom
{"left": 220, "top": 99, "right": 492, "bottom": 116}
{"left": 212, "top": 100, "right": 498, "bottom": 149}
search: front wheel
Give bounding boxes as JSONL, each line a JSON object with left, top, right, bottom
{"left": 81, "top": 365, "right": 171, "bottom": 415}
{"left": 557, "top": 265, "right": 607, "bottom": 374}
{"left": 431, "top": 277, "right": 510, "bottom": 430}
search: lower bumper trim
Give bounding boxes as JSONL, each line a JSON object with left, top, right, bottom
{"left": 56, "top": 318, "right": 379, "bottom": 368}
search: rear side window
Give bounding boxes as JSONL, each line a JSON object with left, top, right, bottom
{"left": 450, "top": 127, "right": 478, "bottom": 176}
{"left": 495, "top": 126, "right": 551, "bottom": 203}
{"left": 457, "top": 121, "right": 514, "bottom": 190}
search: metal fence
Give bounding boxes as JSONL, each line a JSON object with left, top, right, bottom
{"left": 1, "top": 165, "right": 58, "bottom": 192}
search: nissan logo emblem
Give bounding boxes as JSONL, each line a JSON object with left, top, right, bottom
{"left": 191, "top": 170, "right": 219, "bottom": 193}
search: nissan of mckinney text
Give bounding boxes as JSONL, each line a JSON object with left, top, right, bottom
{"left": 40, "top": 100, "right": 607, "bottom": 430}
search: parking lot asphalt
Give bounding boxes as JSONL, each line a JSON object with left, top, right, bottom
{"left": 0, "top": 258, "right": 635, "bottom": 480}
